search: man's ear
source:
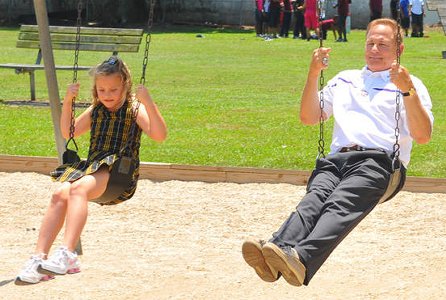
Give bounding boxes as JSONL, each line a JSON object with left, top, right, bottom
{"left": 399, "top": 43, "right": 405, "bottom": 56}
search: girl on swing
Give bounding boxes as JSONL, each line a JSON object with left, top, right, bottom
{"left": 242, "top": 18, "right": 433, "bottom": 287}
{"left": 15, "top": 56, "right": 167, "bottom": 285}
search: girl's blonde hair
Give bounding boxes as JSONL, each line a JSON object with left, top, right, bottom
{"left": 90, "top": 56, "right": 132, "bottom": 106}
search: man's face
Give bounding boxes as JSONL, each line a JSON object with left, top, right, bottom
{"left": 365, "top": 24, "right": 400, "bottom": 72}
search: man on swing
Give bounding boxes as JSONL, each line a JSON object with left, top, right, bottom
{"left": 242, "top": 18, "right": 433, "bottom": 287}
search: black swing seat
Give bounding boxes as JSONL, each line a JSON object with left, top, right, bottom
{"left": 63, "top": 137, "right": 81, "bottom": 164}
{"left": 92, "top": 156, "right": 137, "bottom": 205}
{"left": 61, "top": 150, "right": 137, "bottom": 205}
{"left": 62, "top": 149, "right": 81, "bottom": 164}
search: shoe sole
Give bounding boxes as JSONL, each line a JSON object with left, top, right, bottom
{"left": 242, "top": 240, "right": 277, "bottom": 282}
{"left": 14, "top": 277, "right": 38, "bottom": 285}
{"left": 262, "top": 243, "right": 305, "bottom": 287}
{"left": 37, "top": 265, "right": 80, "bottom": 276}
{"left": 14, "top": 274, "right": 54, "bottom": 285}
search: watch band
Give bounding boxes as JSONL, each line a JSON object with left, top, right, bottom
{"left": 402, "top": 87, "right": 416, "bottom": 97}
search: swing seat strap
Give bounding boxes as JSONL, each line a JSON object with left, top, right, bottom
{"left": 63, "top": 137, "right": 80, "bottom": 164}
{"left": 62, "top": 149, "right": 81, "bottom": 164}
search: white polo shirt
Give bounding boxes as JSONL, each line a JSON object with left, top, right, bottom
{"left": 322, "top": 66, "right": 433, "bottom": 167}
{"left": 409, "top": 0, "right": 424, "bottom": 15}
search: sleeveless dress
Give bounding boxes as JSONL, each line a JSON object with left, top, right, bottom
{"left": 50, "top": 100, "right": 142, "bottom": 205}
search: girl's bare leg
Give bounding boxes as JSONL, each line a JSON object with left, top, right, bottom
{"left": 35, "top": 182, "right": 72, "bottom": 256}
{"left": 63, "top": 167, "right": 110, "bottom": 252}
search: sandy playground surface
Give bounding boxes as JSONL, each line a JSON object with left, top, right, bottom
{"left": 1, "top": 171, "right": 446, "bottom": 299}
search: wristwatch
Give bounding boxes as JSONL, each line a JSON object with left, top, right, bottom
{"left": 402, "top": 87, "right": 416, "bottom": 97}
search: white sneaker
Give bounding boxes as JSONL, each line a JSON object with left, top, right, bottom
{"left": 15, "top": 255, "right": 54, "bottom": 285}
{"left": 38, "top": 246, "right": 81, "bottom": 275}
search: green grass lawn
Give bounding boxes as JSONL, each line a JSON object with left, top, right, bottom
{"left": 0, "top": 25, "right": 445, "bottom": 177}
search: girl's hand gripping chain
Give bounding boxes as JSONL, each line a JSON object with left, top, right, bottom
{"left": 65, "top": 83, "right": 80, "bottom": 102}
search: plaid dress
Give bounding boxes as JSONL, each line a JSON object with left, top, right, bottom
{"left": 51, "top": 100, "right": 142, "bottom": 204}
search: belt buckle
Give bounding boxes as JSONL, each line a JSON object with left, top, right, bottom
{"left": 340, "top": 145, "right": 362, "bottom": 152}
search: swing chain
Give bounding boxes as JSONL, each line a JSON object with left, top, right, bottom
{"left": 140, "top": 0, "right": 156, "bottom": 85}
{"left": 68, "top": 99, "right": 76, "bottom": 141}
{"left": 393, "top": 6, "right": 403, "bottom": 162}
{"left": 318, "top": 74, "right": 326, "bottom": 158}
{"left": 67, "top": 0, "right": 83, "bottom": 146}
{"left": 73, "top": 0, "right": 83, "bottom": 84}
{"left": 120, "top": 101, "right": 141, "bottom": 158}
{"left": 317, "top": 0, "right": 325, "bottom": 158}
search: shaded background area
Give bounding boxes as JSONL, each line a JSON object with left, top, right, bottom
{"left": 0, "top": 0, "right": 441, "bottom": 29}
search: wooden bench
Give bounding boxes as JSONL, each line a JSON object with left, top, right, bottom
{"left": 0, "top": 24, "right": 144, "bottom": 100}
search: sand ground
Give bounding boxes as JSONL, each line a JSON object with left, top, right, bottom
{"left": 1, "top": 171, "right": 445, "bottom": 299}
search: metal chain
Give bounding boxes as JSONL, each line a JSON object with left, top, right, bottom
{"left": 317, "top": 0, "right": 325, "bottom": 158}
{"left": 120, "top": 101, "right": 141, "bottom": 158}
{"left": 140, "top": 0, "right": 156, "bottom": 85}
{"left": 318, "top": 73, "right": 325, "bottom": 158}
{"left": 68, "top": 99, "right": 77, "bottom": 143}
{"left": 67, "top": 0, "right": 83, "bottom": 148}
{"left": 393, "top": 5, "right": 403, "bottom": 161}
{"left": 72, "top": 0, "right": 82, "bottom": 84}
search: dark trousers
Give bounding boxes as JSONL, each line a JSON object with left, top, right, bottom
{"left": 370, "top": 10, "right": 382, "bottom": 22}
{"left": 411, "top": 13, "right": 424, "bottom": 37}
{"left": 293, "top": 13, "right": 306, "bottom": 38}
{"left": 270, "top": 150, "right": 406, "bottom": 285}
{"left": 280, "top": 11, "right": 292, "bottom": 37}
{"left": 390, "top": 0, "right": 398, "bottom": 20}
{"left": 255, "top": 9, "right": 265, "bottom": 35}
{"left": 268, "top": 6, "right": 281, "bottom": 28}
{"left": 338, "top": 14, "right": 347, "bottom": 40}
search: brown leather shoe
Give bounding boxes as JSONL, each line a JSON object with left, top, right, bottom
{"left": 262, "top": 242, "right": 306, "bottom": 286}
{"left": 242, "top": 239, "right": 279, "bottom": 282}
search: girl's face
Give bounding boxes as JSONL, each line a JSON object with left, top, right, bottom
{"left": 95, "top": 73, "right": 126, "bottom": 111}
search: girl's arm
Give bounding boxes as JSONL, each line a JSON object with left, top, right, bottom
{"left": 134, "top": 84, "right": 167, "bottom": 142}
{"left": 60, "top": 83, "right": 92, "bottom": 139}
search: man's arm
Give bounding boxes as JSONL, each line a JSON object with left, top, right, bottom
{"left": 390, "top": 61, "right": 432, "bottom": 144}
{"left": 404, "top": 94, "right": 432, "bottom": 144}
{"left": 300, "top": 47, "right": 331, "bottom": 125}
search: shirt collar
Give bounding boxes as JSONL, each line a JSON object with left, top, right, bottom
{"left": 362, "top": 66, "right": 391, "bottom": 81}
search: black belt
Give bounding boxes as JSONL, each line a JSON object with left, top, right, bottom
{"left": 339, "top": 145, "right": 381, "bottom": 152}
